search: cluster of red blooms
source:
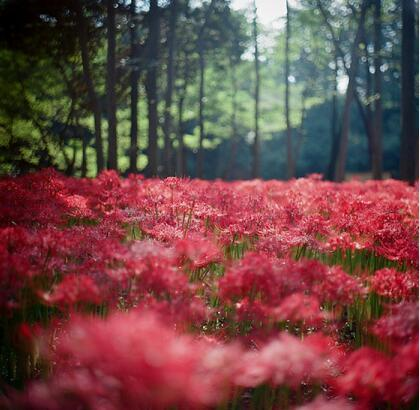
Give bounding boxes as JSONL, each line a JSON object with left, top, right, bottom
{"left": 0, "top": 169, "right": 418, "bottom": 409}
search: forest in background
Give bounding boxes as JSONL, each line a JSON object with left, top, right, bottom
{"left": 0, "top": 0, "right": 418, "bottom": 182}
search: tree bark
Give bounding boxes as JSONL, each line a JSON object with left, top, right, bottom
{"left": 400, "top": 0, "right": 417, "bottom": 184}
{"left": 163, "top": 0, "right": 178, "bottom": 176}
{"left": 318, "top": 0, "right": 377, "bottom": 180}
{"left": 362, "top": 30, "right": 374, "bottom": 168}
{"left": 285, "top": 0, "right": 294, "bottom": 179}
{"left": 223, "top": 58, "right": 239, "bottom": 180}
{"left": 251, "top": 0, "right": 260, "bottom": 179}
{"left": 196, "top": 46, "right": 205, "bottom": 178}
{"left": 75, "top": 1, "right": 104, "bottom": 174}
{"left": 81, "top": 136, "right": 87, "bottom": 177}
{"left": 129, "top": 0, "right": 139, "bottom": 174}
{"left": 176, "top": 53, "right": 190, "bottom": 177}
{"left": 372, "top": 0, "right": 383, "bottom": 179}
{"left": 195, "top": 0, "right": 216, "bottom": 178}
{"left": 334, "top": 0, "right": 368, "bottom": 182}
{"left": 326, "top": 53, "right": 339, "bottom": 180}
{"left": 106, "top": 0, "right": 118, "bottom": 170}
{"left": 177, "top": 90, "right": 186, "bottom": 176}
{"left": 294, "top": 89, "right": 307, "bottom": 171}
{"left": 145, "top": 0, "right": 160, "bottom": 177}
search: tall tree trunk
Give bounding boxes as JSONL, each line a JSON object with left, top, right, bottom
{"left": 195, "top": 0, "right": 216, "bottom": 178}
{"left": 400, "top": 0, "right": 417, "bottom": 184}
{"left": 294, "top": 89, "right": 307, "bottom": 170}
{"left": 251, "top": 0, "right": 260, "bottom": 179}
{"left": 196, "top": 45, "right": 205, "bottom": 178}
{"left": 75, "top": 114, "right": 87, "bottom": 177}
{"left": 176, "top": 54, "right": 189, "bottom": 177}
{"left": 145, "top": 0, "right": 160, "bottom": 177}
{"left": 372, "top": 0, "right": 383, "bottom": 179}
{"left": 163, "top": 0, "right": 178, "bottom": 176}
{"left": 318, "top": 0, "right": 376, "bottom": 180}
{"left": 223, "top": 59, "right": 239, "bottom": 180}
{"left": 285, "top": 0, "right": 294, "bottom": 179}
{"left": 75, "top": 1, "right": 104, "bottom": 174}
{"left": 334, "top": 1, "right": 368, "bottom": 182}
{"left": 177, "top": 90, "right": 186, "bottom": 176}
{"left": 81, "top": 136, "right": 87, "bottom": 177}
{"left": 129, "top": 0, "right": 139, "bottom": 173}
{"left": 106, "top": 0, "right": 118, "bottom": 170}
{"left": 326, "top": 53, "right": 339, "bottom": 180}
{"left": 362, "top": 30, "right": 374, "bottom": 168}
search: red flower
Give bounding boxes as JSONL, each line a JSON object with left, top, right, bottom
{"left": 369, "top": 268, "right": 418, "bottom": 300}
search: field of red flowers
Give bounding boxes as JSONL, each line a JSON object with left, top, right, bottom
{"left": 0, "top": 169, "right": 418, "bottom": 409}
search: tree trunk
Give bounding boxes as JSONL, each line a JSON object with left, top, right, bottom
{"left": 294, "top": 89, "right": 307, "bottom": 171}
{"left": 318, "top": 0, "right": 376, "bottom": 181}
{"left": 372, "top": 0, "right": 383, "bottom": 179}
{"left": 251, "top": 0, "right": 260, "bottom": 179}
{"left": 334, "top": 1, "right": 368, "bottom": 182}
{"left": 285, "top": 0, "right": 294, "bottom": 179}
{"left": 177, "top": 90, "right": 186, "bottom": 176}
{"left": 81, "top": 136, "right": 87, "bottom": 177}
{"left": 129, "top": 0, "right": 139, "bottom": 174}
{"left": 75, "top": 1, "right": 104, "bottom": 174}
{"left": 163, "top": 0, "right": 178, "bottom": 176}
{"left": 194, "top": 0, "right": 216, "bottom": 179}
{"left": 400, "top": 0, "right": 417, "bottom": 184}
{"left": 363, "top": 30, "right": 374, "bottom": 167}
{"left": 326, "top": 54, "right": 339, "bottom": 180}
{"left": 196, "top": 45, "right": 205, "bottom": 178}
{"left": 145, "top": 0, "right": 160, "bottom": 177}
{"left": 106, "top": 0, "right": 118, "bottom": 170}
{"left": 223, "top": 59, "right": 239, "bottom": 180}
{"left": 176, "top": 55, "right": 189, "bottom": 177}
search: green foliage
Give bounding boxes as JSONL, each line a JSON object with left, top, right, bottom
{"left": 0, "top": 0, "right": 417, "bottom": 178}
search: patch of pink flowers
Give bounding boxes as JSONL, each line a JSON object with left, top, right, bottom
{"left": 0, "top": 170, "right": 417, "bottom": 409}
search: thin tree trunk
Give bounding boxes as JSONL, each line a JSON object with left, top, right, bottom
{"left": 334, "top": 1, "right": 368, "bottom": 182}
{"left": 326, "top": 53, "right": 339, "bottom": 180}
{"left": 196, "top": 46, "right": 205, "bottom": 178}
{"left": 106, "top": 0, "right": 118, "bottom": 170}
{"left": 177, "top": 90, "right": 186, "bottom": 176}
{"left": 145, "top": 0, "right": 160, "bottom": 177}
{"left": 75, "top": 1, "right": 104, "bottom": 174}
{"left": 223, "top": 59, "right": 239, "bottom": 180}
{"left": 294, "top": 89, "right": 307, "bottom": 170}
{"left": 195, "top": 0, "right": 216, "bottom": 178}
{"left": 163, "top": 0, "right": 178, "bottom": 176}
{"left": 285, "top": 0, "right": 294, "bottom": 179}
{"left": 363, "top": 30, "right": 374, "bottom": 167}
{"left": 69, "top": 143, "right": 77, "bottom": 175}
{"left": 251, "top": 0, "right": 260, "bottom": 179}
{"left": 129, "top": 0, "right": 139, "bottom": 173}
{"left": 372, "top": 0, "right": 383, "bottom": 179}
{"left": 81, "top": 136, "right": 87, "bottom": 177}
{"left": 318, "top": 0, "right": 376, "bottom": 180}
{"left": 176, "top": 55, "right": 189, "bottom": 177}
{"left": 400, "top": 0, "right": 416, "bottom": 183}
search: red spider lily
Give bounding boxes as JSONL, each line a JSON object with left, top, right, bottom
{"left": 372, "top": 301, "right": 419, "bottom": 346}
{"left": 174, "top": 234, "right": 222, "bottom": 269}
{"left": 369, "top": 268, "right": 418, "bottom": 300}
{"left": 334, "top": 343, "right": 419, "bottom": 406}
{"left": 0, "top": 171, "right": 418, "bottom": 409}
{"left": 40, "top": 274, "right": 101, "bottom": 307}
{"left": 234, "top": 333, "right": 340, "bottom": 388}
{"left": 18, "top": 312, "right": 242, "bottom": 409}
{"left": 219, "top": 252, "right": 279, "bottom": 303}
{"left": 312, "top": 266, "right": 366, "bottom": 305}
{"left": 273, "top": 293, "right": 330, "bottom": 326}
{"left": 294, "top": 396, "right": 359, "bottom": 410}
